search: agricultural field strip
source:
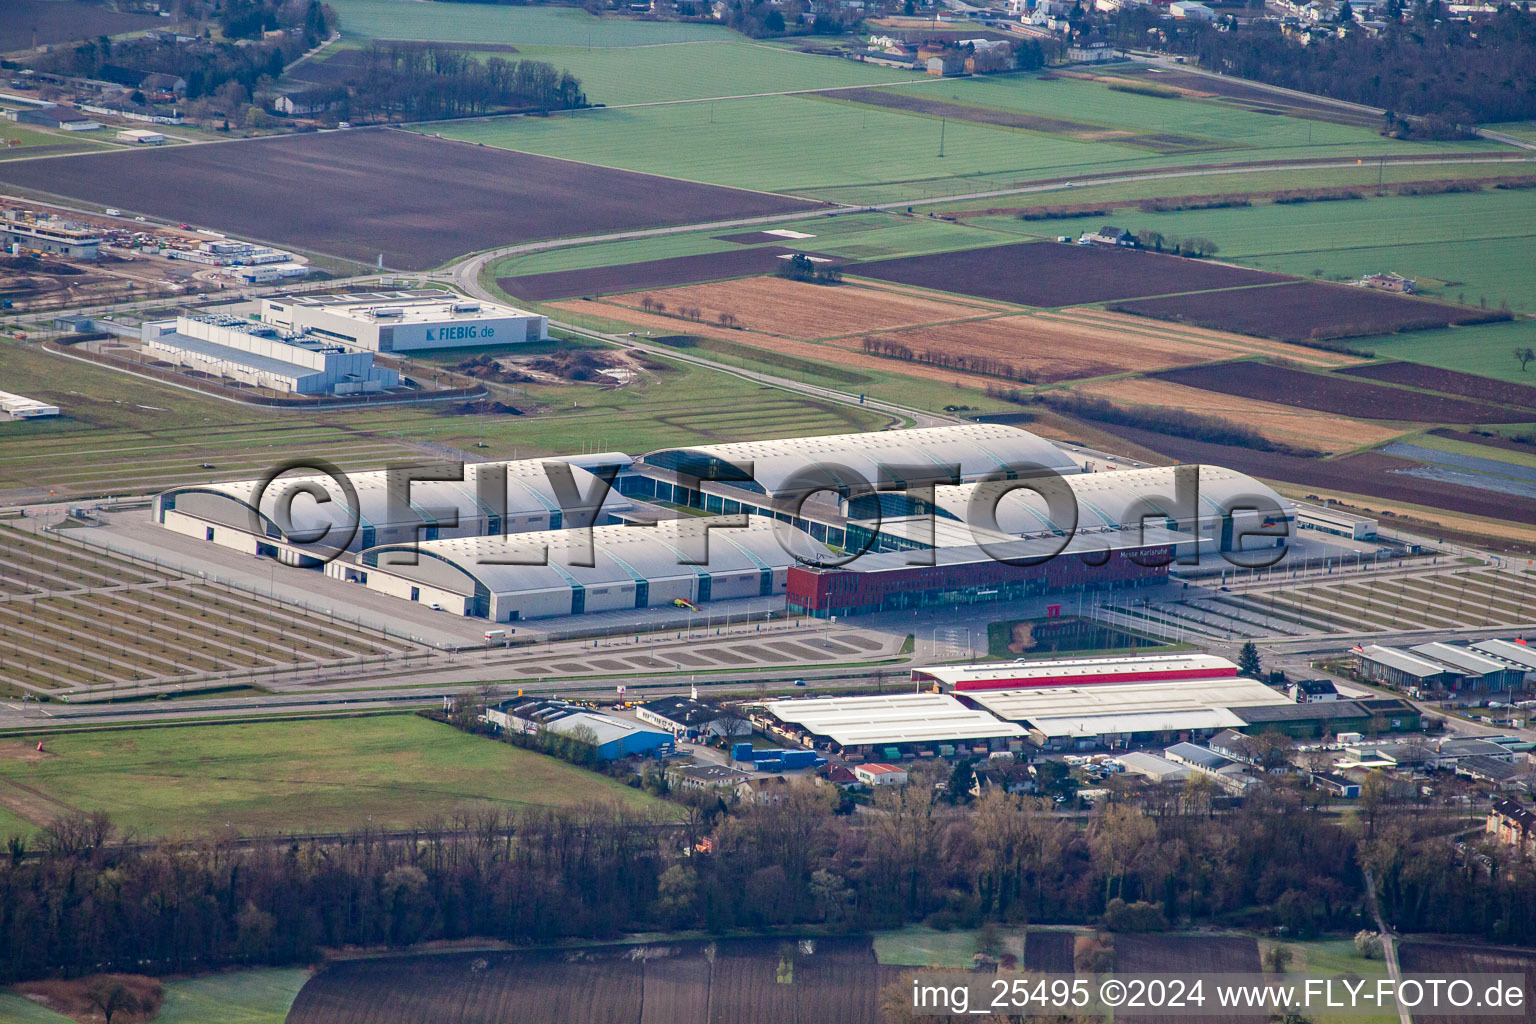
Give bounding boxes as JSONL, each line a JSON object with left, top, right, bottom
{"left": 0, "top": 434, "right": 409, "bottom": 465}
{"left": 1031, "top": 308, "right": 1358, "bottom": 367}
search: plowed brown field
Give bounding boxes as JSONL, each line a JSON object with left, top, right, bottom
{"left": 1071, "top": 378, "right": 1406, "bottom": 452}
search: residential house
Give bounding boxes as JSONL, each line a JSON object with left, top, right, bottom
{"left": 1028, "top": 0, "right": 1074, "bottom": 29}
{"left": 1067, "top": 39, "right": 1117, "bottom": 60}
{"left": 971, "top": 762, "right": 1036, "bottom": 798}
{"left": 854, "top": 763, "right": 908, "bottom": 786}
{"left": 272, "top": 90, "right": 337, "bottom": 117}
{"left": 821, "top": 764, "right": 861, "bottom": 788}
{"left": 1488, "top": 799, "right": 1536, "bottom": 854}
{"left": 1290, "top": 678, "right": 1340, "bottom": 703}
{"left": 1360, "top": 272, "right": 1416, "bottom": 293}
{"left": 1079, "top": 224, "right": 1136, "bottom": 247}
{"left": 669, "top": 763, "right": 753, "bottom": 792}
{"left": 737, "top": 775, "right": 792, "bottom": 804}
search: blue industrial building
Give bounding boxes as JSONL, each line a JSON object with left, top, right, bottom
{"left": 482, "top": 698, "right": 672, "bottom": 760}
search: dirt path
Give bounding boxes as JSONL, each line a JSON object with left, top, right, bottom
{"left": 0, "top": 777, "right": 78, "bottom": 827}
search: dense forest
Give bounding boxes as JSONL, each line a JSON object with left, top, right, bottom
{"left": 1103, "top": 4, "right": 1536, "bottom": 124}
{"left": 336, "top": 44, "right": 586, "bottom": 121}
{"left": 0, "top": 754, "right": 1529, "bottom": 983}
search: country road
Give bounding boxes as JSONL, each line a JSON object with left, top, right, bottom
{"left": 443, "top": 152, "right": 1534, "bottom": 290}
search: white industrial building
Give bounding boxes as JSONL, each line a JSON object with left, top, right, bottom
{"left": 224, "top": 262, "right": 311, "bottom": 284}
{"left": 154, "top": 454, "right": 635, "bottom": 565}
{"left": 866, "top": 464, "right": 1292, "bottom": 560}
{"left": 260, "top": 291, "right": 548, "bottom": 353}
{"left": 759, "top": 692, "right": 1028, "bottom": 758}
{"left": 151, "top": 424, "right": 1299, "bottom": 625}
{"left": 329, "top": 515, "right": 818, "bottom": 621}
{"left": 0, "top": 390, "right": 60, "bottom": 419}
{"left": 116, "top": 128, "right": 167, "bottom": 144}
{"left": 2, "top": 211, "right": 100, "bottom": 259}
{"left": 163, "top": 239, "right": 298, "bottom": 266}
{"left": 913, "top": 653, "right": 1241, "bottom": 692}
{"left": 141, "top": 315, "right": 399, "bottom": 395}
{"left": 963, "top": 675, "right": 1294, "bottom": 749}
{"left": 623, "top": 426, "right": 1292, "bottom": 561}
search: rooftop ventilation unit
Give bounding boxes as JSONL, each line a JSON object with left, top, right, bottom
{"left": 451, "top": 301, "right": 481, "bottom": 313}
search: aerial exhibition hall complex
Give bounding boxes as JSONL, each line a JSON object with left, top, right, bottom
{"left": 154, "top": 424, "right": 1291, "bottom": 621}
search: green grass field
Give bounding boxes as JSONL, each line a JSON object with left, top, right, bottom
{"left": 0, "top": 995, "right": 73, "bottom": 1024}
{"left": 428, "top": 73, "right": 1493, "bottom": 204}
{"left": 329, "top": 0, "right": 739, "bottom": 45}
{"left": 488, "top": 210, "right": 1008, "bottom": 279}
{"left": 0, "top": 715, "right": 666, "bottom": 838}
{"left": 0, "top": 122, "right": 111, "bottom": 160}
{"left": 934, "top": 159, "right": 1536, "bottom": 215}
{"left": 987, "top": 186, "right": 1536, "bottom": 312}
{"left": 1366, "top": 319, "right": 1536, "bottom": 384}
{"left": 512, "top": 40, "right": 928, "bottom": 106}
{"left": 155, "top": 968, "right": 311, "bottom": 1024}
{"left": 0, "top": 337, "right": 889, "bottom": 499}
{"left": 0, "top": 969, "right": 308, "bottom": 1024}
{"left": 873, "top": 926, "right": 992, "bottom": 968}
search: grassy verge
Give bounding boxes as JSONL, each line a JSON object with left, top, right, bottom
{"left": 0, "top": 715, "right": 665, "bottom": 839}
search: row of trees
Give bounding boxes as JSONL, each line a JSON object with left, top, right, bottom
{"left": 4, "top": 759, "right": 1530, "bottom": 983}
{"left": 859, "top": 336, "right": 1032, "bottom": 383}
{"left": 1129, "top": 230, "right": 1218, "bottom": 258}
{"left": 336, "top": 44, "right": 586, "bottom": 121}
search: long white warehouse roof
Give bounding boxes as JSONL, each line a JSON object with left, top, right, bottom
{"left": 640, "top": 423, "right": 1079, "bottom": 497}
{"left": 965, "top": 676, "right": 1292, "bottom": 736}
{"left": 762, "top": 692, "right": 1027, "bottom": 746}
{"left": 929, "top": 464, "right": 1293, "bottom": 536}
{"left": 1472, "top": 639, "right": 1536, "bottom": 672}
{"left": 1410, "top": 642, "right": 1515, "bottom": 677}
{"left": 160, "top": 454, "right": 633, "bottom": 546}
{"left": 368, "top": 515, "right": 832, "bottom": 598}
{"left": 915, "top": 653, "right": 1239, "bottom": 690}
{"left": 1359, "top": 644, "right": 1458, "bottom": 678}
